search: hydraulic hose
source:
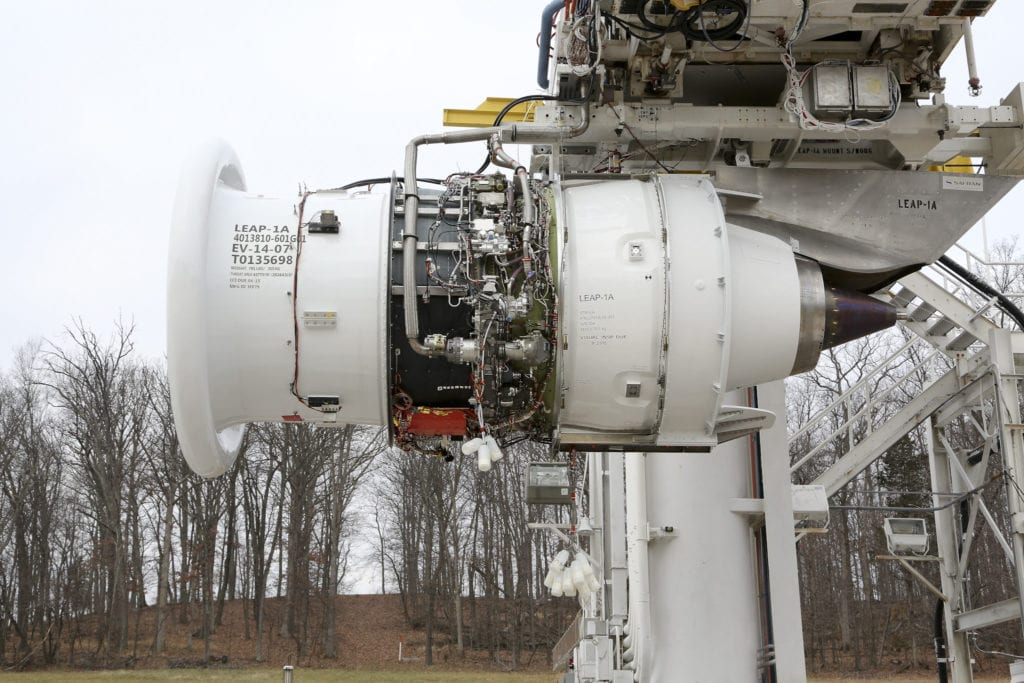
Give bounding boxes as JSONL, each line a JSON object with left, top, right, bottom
{"left": 537, "top": 0, "right": 565, "bottom": 89}
{"left": 937, "top": 254, "right": 1024, "bottom": 330}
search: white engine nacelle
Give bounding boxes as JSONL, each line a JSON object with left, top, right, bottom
{"left": 168, "top": 141, "right": 895, "bottom": 476}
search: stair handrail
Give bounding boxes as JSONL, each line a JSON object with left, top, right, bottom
{"left": 789, "top": 337, "right": 920, "bottom": 445}
{"left": 789, "top": 343, "right": 946, "bottom": 474}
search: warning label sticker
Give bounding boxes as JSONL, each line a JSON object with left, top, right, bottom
{"left": 942, "top": 175, "right": 984, "bottom": 192}
{"left": 228, "top": 224, "right": 301, "bottom": 289}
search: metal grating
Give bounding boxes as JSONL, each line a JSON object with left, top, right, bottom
{"left": 926, "top": 0, "right": 956, "bottom": 14}
{"left": 958, "top": 0, "right": 994, "bottom": 17}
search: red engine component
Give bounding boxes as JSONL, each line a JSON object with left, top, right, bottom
{"left": 404, "top": 407, "right": 470, "bottom": 436}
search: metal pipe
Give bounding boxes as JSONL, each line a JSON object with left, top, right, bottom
{"left": 517, "top": 167, "right": 535, "bottom": 227}
{"left": 516, "top": 167, "right": 536, "bottom": 268}
{"left": 537, "top": 0, "right": 565, "bottom": 90}
{"left": 587, "top": 451, "right": 604, "bottom": 621}
{"left": 893, "top": 556, "right": 948, "bottom": 602}
{"left": 403, "top": 128, "right": 502, "bottom": 355}
{"left": 962, "top": 18, "right": 981, "bottom": 97}
{"left": 488, "top": 133, "right": 519, "bottom": 169}
{"left": 402, "top": 117, "right": 589, "bottom": 355}
{"left": 624, "top": 452, "right": 651, "bottom": 682}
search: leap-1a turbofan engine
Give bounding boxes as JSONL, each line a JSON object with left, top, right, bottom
{"left": 168, "top": 138, "right": 899, "bottom": 477}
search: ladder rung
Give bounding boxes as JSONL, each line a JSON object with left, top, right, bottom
{"left": 927, "top": 317, "right": 957, "bottom": 336}
{"left": 891, "top": 286, "right": 917, "bottom": 308}
{"left": 946, "top": 330, "right": 977, "bottom": 351}
{"left": 908, "top": 302, "right": 936, "bottom": 322}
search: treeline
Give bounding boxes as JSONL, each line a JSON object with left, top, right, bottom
{"left": 5, "top": 245, "right": 1024, "bottom": 674}
{"left": 0, "top": 322, "right": 575, "bottom": 669}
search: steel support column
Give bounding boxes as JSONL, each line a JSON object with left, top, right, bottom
{"left": 758, "top": 381, "right": 808, "bottom": 682}
{"left": 927, "top": 418, "right": 974, "bottom": 683}
{"left": 989, "top": 328, "right": 1024, "bottom": 634}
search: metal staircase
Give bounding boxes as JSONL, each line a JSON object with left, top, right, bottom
{"left": 790, "top": 255, "right": 1013, "bottom": 496}
{"left": 787, "top": 244, "right": 1024, "bottom": 683}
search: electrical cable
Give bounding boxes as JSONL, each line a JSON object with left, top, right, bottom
{"left": 637, "top": 0, "right": 747, "bottom": 42}
{"left": 828, "top": 473, "right": 1004, "bottom": 513}
{"left": 636, "top": 0, "right": 676, "bottom": 35}
{"left": 605, "top": 103, "right": 673, "bottom": 173}
{"left": 604, "top": 12, "right": 666, "bottom": 41}
{"left": 684, "top": 0, "right": 748, "bottom": 43}
{"left": 969, "top": 633, "right": 1024, "bottom": 661}
{"left": 290, "top": 193, "right": 310, "bottom": 409}
{"left": 788, "top": 0, "right": 810, "bottom": 47}
{"left": 695, "top": 0, "right": 751, "bottom": 52}
{"left": 937, "top": 254, "right": 1024, "bottom": 331}
{"left": 335, "top": 177, "right": 444, "bottom": 191}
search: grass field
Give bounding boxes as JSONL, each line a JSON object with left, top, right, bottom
{"left": 0, "top": 672, "right": 1011, "bottom": 683}
{"left": 0, "top": 670, "right": 560, "bottom": 683}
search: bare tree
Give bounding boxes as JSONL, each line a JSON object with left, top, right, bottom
{"left": 320, "top": 425, "right": 383, "bottom": 658}
{"left": 239, "top": 425, "right": 280, "bottom": 662}
{"left": 40, "top": 321, "right": 148, "bottom": 662}
{"left": 0, "top": 344, "right": 65, "bottom": 666}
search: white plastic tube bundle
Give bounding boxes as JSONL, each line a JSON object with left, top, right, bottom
{"left": 462, "top": 434, "right": 504, "bottom": 471}
{"left": 545, "top": 551, "right": 601, "bottom": 599}
{"left": 569, "top": 557, "right": 588, "bottom": 595}
{"left": 544, "top": 549, "right": 570, "bottom": 593}
{"left": 484, "top": 434, "right": 503, "bottom": 462}
{"left": 580, "top": 555, "right": 602, "bottom": 594}
{"left": 561, "top": 569, "right": 577, "bottom": 597}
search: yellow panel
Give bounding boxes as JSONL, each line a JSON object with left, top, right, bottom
{"left": 927, "top": 155, "right": 976, "bottom": 174}
{"left": 443, "top": 97, "right": 540, "bottom": 128}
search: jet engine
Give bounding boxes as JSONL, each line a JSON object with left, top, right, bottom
{"left": 168, "top": 140, "right": 896, "bottom": 476}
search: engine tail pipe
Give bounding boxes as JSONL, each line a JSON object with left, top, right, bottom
{"left": 822, "top": 286, "right": 899, "bottom": 351}
{"left": 791, "top": 258, "right": 898, "bottom": 374}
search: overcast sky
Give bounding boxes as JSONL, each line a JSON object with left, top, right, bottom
{"left": 2, "top": 0, "right": 1024, "bottom": 370}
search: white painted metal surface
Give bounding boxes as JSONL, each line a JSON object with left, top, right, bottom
{"left": 167, "top": 141, "right": 389, "bottom": 476}
{"left": 559, "top": 180, "right": 667, "bottom": 434}
{"left": 927, "top": 420, "right": 974, "bottom": 683}
{"left": 644, "top": 393, "right": 762, "bottom": 681}
{"left": 624, "top": 453, "right": 652, "bottom": 681}
{"left": 757, "top": 382, "right": 809, "bottom": 682}
{"left": 559, "top": 176, "right": 802, "bottom": 448}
